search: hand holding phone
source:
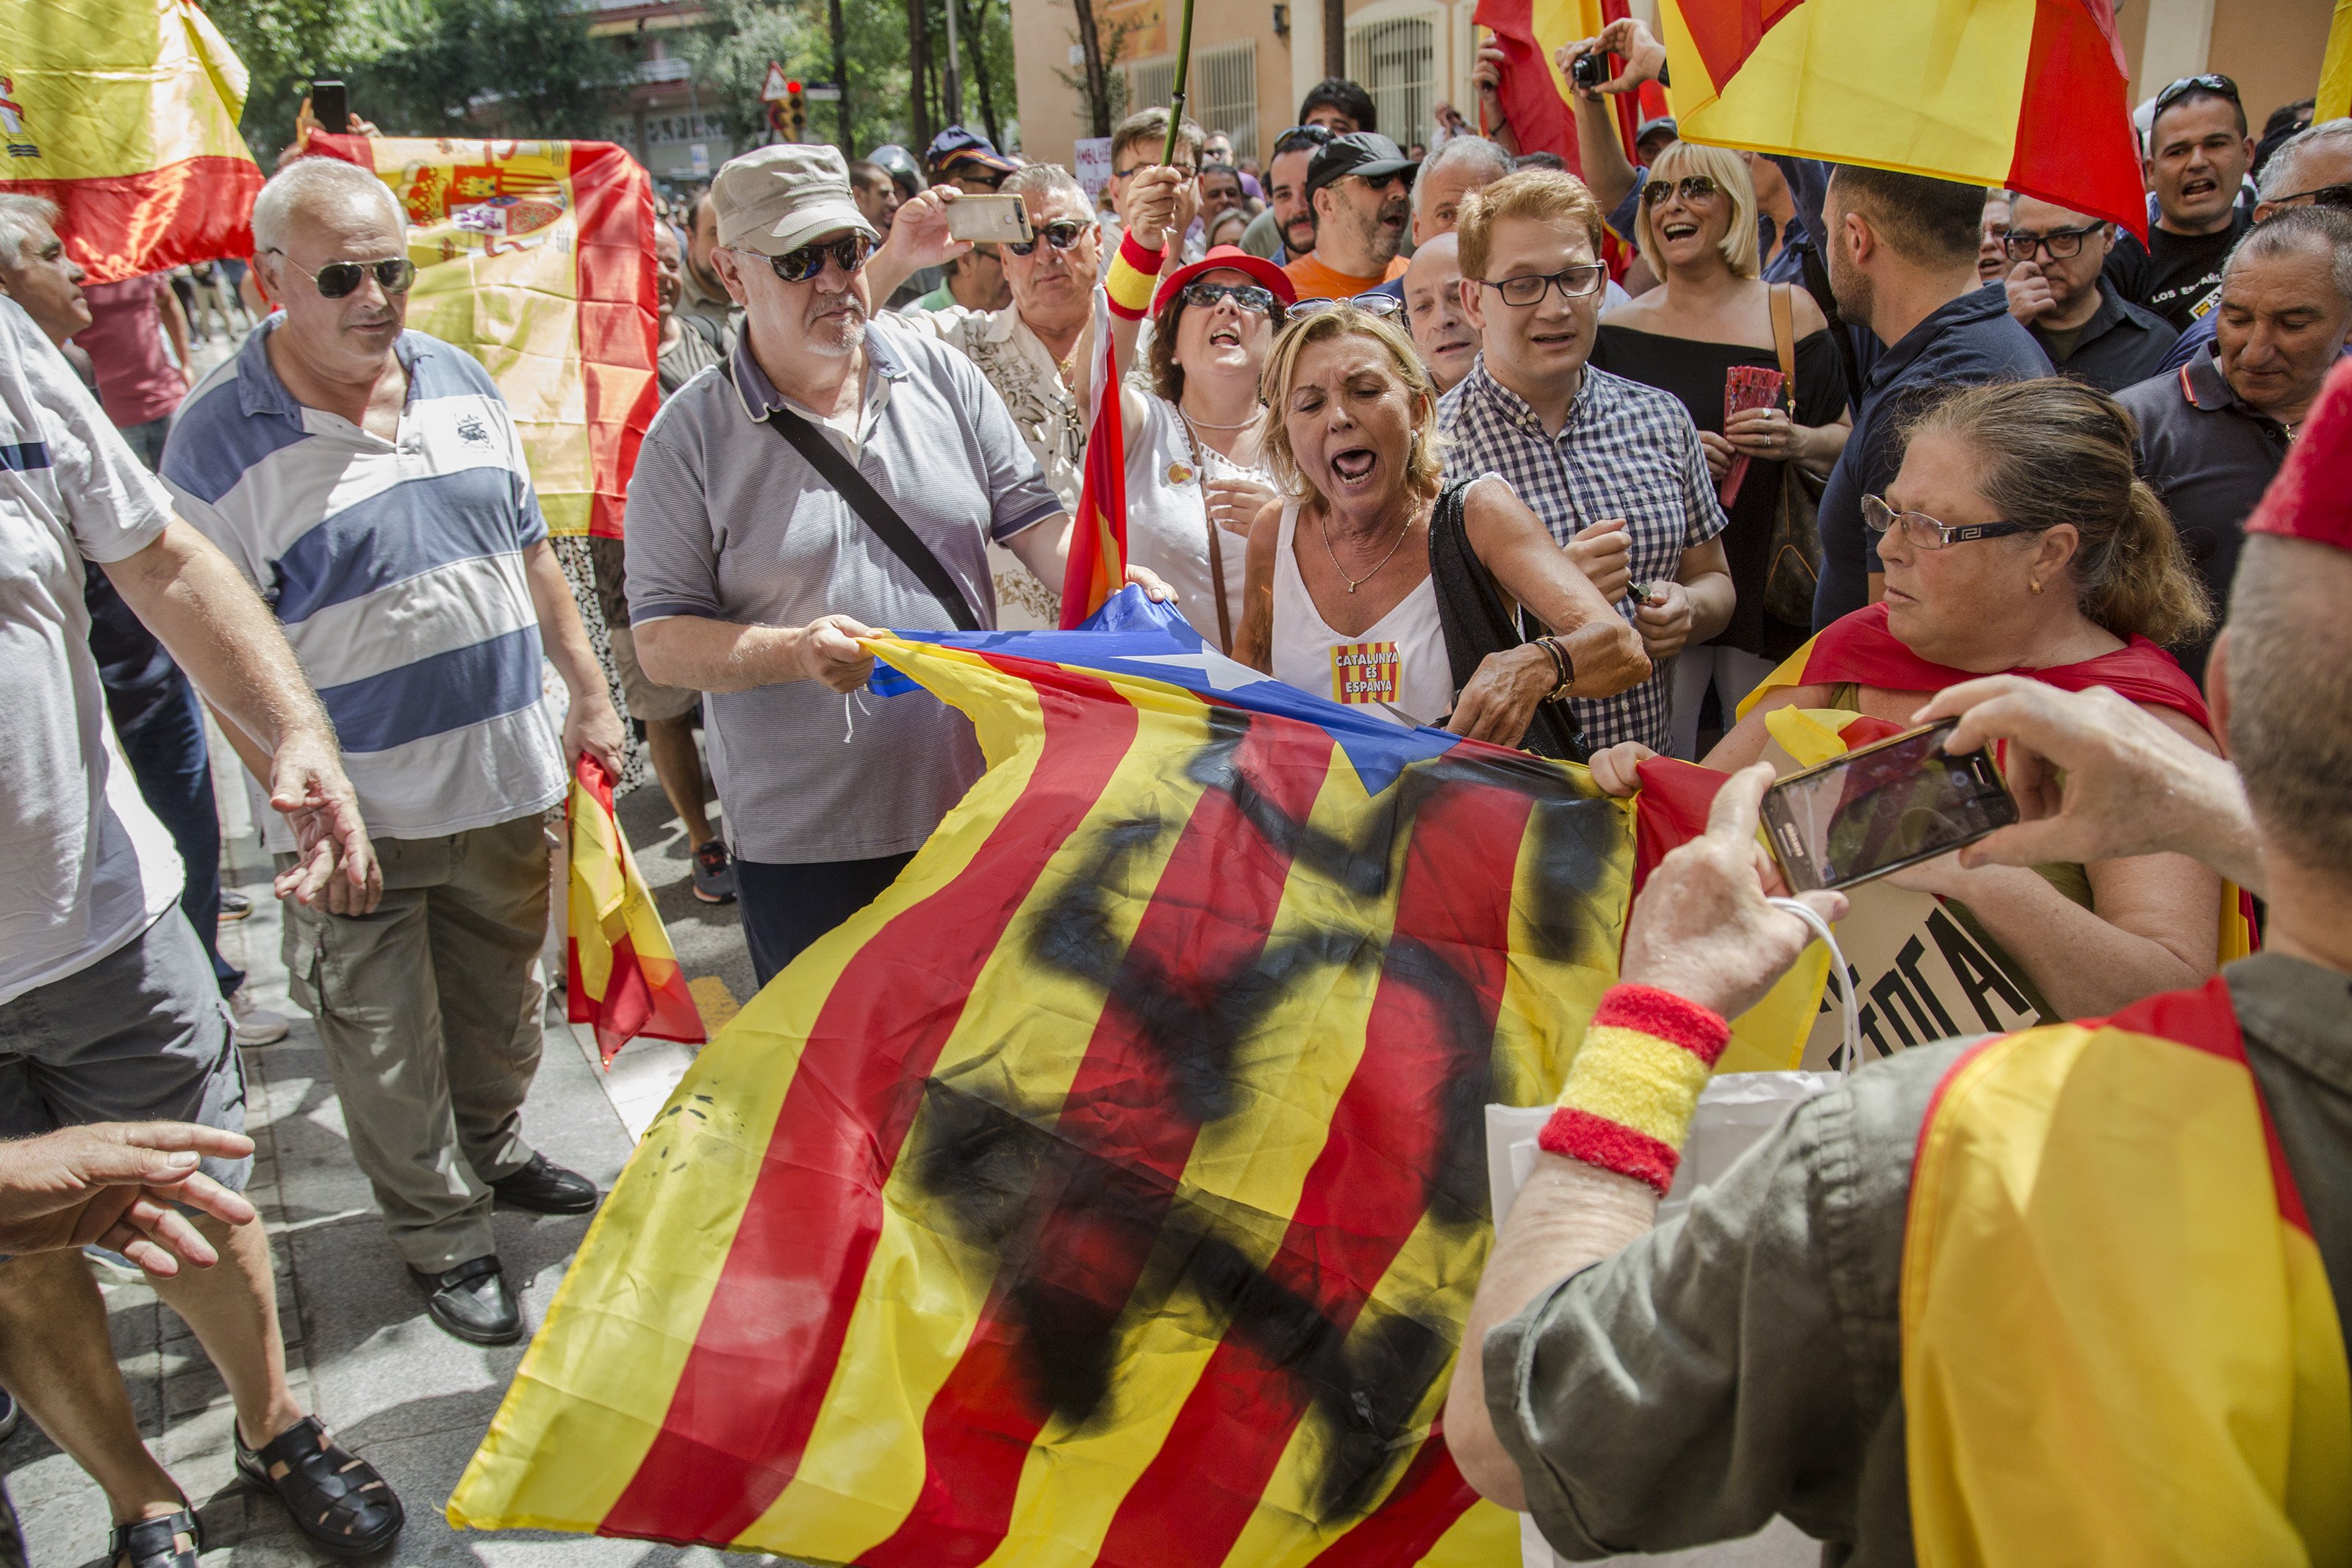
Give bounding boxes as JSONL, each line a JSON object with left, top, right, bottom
{"left": 1760, "top": 720, "right": 2021, "bottom": 894}
{"left": 309, "top": 79, "right": 348, "bottom": 137}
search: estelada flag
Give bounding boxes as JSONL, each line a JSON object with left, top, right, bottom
{"left": 1904, "top": 979, "right": 2351, "bottom": 1560}
{"left": 564, "top": 756, "right": 703, "bottom": 1067}
{"left": 448, "top": 591, "right": 1814, "bottom": 1562}
{"left": 1470, "top": 0, "right": 1666, "bottom": 181}
{"left": 0, "top": 0, "right": 263, "bottom": 281}
{"left": 307, "top": 134, "right": 659, "bottom": 539}
{"left": 1060, "top": 287, "right": 1127, "bottom": 627}
{"left": 1656, "top": 0, "right": 2148, "bottom": 238}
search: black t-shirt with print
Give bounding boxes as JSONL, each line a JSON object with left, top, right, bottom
{"left": 2103, "top": 210, "right": 2252, "bottom": 334}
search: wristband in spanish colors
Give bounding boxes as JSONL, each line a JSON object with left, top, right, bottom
{"left": 1538, "top": 984, "right": 1731, "bottom": 1193}
{"left": 1105, "top": 232, "right": 1164, "bottom": 320}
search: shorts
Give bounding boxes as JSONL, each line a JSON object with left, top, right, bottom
{"left": 0, "top": 911, "right": 251, "bottom": 1193}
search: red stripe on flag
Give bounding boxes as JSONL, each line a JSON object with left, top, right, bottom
{"left": 1674, "top": 0, "right": 1809, "bottom": 93}
{"left": 1311, "top": 1436, "right": 1482, "bottom": 1567}
{"left": 565, "top": 141, "right": 659, "bottom": 540}
{"left": 5, "top": 156, "right": 263, "bottom": 284}
{"left": 1092, "top": 777, "right": 1536, "bottom": 1564}
{"left": 2003, "top": 0, "right": 2147, "bottom": 239}
{"left": 1061, "top": 317, "right": 1129, "bottom": 626}
{"left": 597, "top": 663, "right": 1142, "bottom": 1545}
{"left": 858, "top": 711, "right": 1338, "bottom": 1567}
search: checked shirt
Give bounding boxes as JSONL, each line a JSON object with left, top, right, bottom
{"left": 1438, "top": 358, "right": 1727, "bottom": 753}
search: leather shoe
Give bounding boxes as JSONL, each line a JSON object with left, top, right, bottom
{"left": 487, "top": 1153, "right": 600, "bottom": 1215}
{"left": 412, "top": 1256, "right": 521, "bottom": 1345}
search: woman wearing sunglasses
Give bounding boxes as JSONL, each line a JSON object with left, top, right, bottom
{"left": 1585, "top": 378, "right": 2233, "bottom": 1025}
{"left": 1591, "top": 140, "right": 1851, "bottom": 758}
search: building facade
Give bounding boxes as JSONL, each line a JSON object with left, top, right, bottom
{"left": 587, "top": 0, "right": 741, "bottom": 192}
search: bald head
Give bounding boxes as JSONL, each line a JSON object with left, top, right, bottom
{"left": 1402, "top": 231, "right": 1478, "bottom": 391}
{"left": 251, "top": 157, "right": 405, "bottom": 256}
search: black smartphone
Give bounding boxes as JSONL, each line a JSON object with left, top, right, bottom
{"left": 310, "top": 79, "right": 348, "bottom": 134}
{"left": 1760, "top": 719, "right": 2020, "bottom": 894}
{"left": 1571, "top": 51, "right": 1607, "bottom": 89}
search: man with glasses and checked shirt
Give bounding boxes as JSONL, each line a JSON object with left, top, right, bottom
{"left": 1439, "top": 168, "right": 1734, "bottom": 756}
{"left": 160, "top": 154, "right": 623, "bottom": 1346}
{"left": 2106, "top": 73, "right": 2259, "bottom": 333}
{"left": 1998, "top": 194, "right": 2178, "bottom": 392}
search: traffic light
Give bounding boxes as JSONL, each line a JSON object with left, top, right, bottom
{"left": 782, "top": 80, "right": 806, "bottom": 142}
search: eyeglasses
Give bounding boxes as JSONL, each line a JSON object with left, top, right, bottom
{"left": 270, "top": 252, "right": 415, "bottom": 299}
{"left": 759, "top": 234, "right": 872, "bottom": 283}
{"left": 2001, "top": 222, "right": 2106, "bottom": 262}
{"left": 1289, "top": 292, "right": 1404, "bottom": 320}
{"left": 1180, "top": 281, "right": 1279, "bottom": 315}
{"left": 1638, "top": 174, "right": 1720, "bottom": 208}
{"left": 1480, "top": 265, "right": 1607, "bottom": 306}
{"left": 1861, "top": 495, "right": 2045, "bottom": 551}
{"left": 2271, "top": 181, "right": 2352, "bottom": 212}
{"left": 2153, "top": 73, "right": 2240, "bottom": 117}
{"left": 1006, "top": 220, "right": 1091, "bottom": 256}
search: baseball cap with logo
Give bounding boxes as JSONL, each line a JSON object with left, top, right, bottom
{"left": 925, "top": 125, "right": 1019, "bottom": 179}
{"left": 711, "top": 143, "right": 879, "bottom": 256}
{"left": 1304, "top": 132, "right": 1420, "bottom": 199}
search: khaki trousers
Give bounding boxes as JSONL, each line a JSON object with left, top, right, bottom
{"left": 279, "top": 813, "right": 550, "bottom": 1273}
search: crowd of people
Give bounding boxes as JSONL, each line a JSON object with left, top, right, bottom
{"left": 3, "top": 12, "right": 2351, "bottom": 1565}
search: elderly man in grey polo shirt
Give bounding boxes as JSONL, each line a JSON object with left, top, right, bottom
{"left": 626, "top": 144, "right": 1166, "bottom": 985}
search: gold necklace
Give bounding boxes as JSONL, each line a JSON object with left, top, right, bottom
{"left": 1319, "top": 503, "right": 1419, "bottom": 593}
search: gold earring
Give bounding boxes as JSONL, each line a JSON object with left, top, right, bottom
{"left": 2029, "top": 578, "right": 2045, "bottom": 595}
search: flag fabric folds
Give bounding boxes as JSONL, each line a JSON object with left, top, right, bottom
{"left": 1060, "top": 287, "right": 1129, "bottom": 627}
{"left": 1903, "top": 979, "right": 2351, "bottom": 1562}
{"left": 564, "top": 756, "right": 704, "bottom": 1067}
{"left": 0, "top": 0, "right": 263, "bottom": 281}
{"left": 1469, "top": 0, "right": 1664, "bottom": 185}
{"left": 1655, "top": 0, "right": 2148, "bottom": 239}
{"left": 308, "top": 134, "right": 659, "bottom": 540}
{"left": 448, "top": 593, "right": 1811, "bottom": 1563}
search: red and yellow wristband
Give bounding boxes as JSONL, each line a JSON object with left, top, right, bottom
{"left": 1106, "top": 231, "right": 1164, "bottom": 321}
{"left": 1538, "top": 984, "right": 1730, "bottom": 1194}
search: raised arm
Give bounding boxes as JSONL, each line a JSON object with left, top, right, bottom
{"left": 863, "top": 187, "right": 970, "bottom": 306}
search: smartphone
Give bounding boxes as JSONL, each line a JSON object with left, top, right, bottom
{"left": 309, "top": 79, "right": 348, "bottom": 134}
{"left": 1760, "top": 719, "right": 2020, "bottom": 894}
{"left": 1571, "top": 51, "right": 1607, "bottom": 89}
{"left": 947, "top": 194, "right": 1035, "bottom": 245}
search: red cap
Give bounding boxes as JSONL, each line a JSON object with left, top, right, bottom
{"left": 2245, "top": 357, "right": 2352, "bottom": 553}
{"left": 1151, "top": 245, "right": 1297, "bottom": 317}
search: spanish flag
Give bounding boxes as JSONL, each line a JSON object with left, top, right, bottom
{"left": 1060, "top": 287, "right": 1128, "bottom": 627}
{"left": 0, "top": 0, "right": 262, "bottom": 281}
{"left": 308, "top": 134, "right": 659, "bottom": 540}
{"left": 448, "top": 595, "right": 1811, "bottom": 1561}
{"left": 1657, "top": 0, "right": 2148, "bottom": 237}
{"left": 1904, "top": 979, "right": 2351, "bottom": 1562}
{"left": 564, "top": 757, "right": 703, "bottom": 1068}
{"left": 1469, "top": 0, "right": 1666, "bottom": 178}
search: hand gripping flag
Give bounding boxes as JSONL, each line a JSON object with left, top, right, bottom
{"left": 307, "top": 134, "right": 659, "bottom": 539}
{"left": 448, "top": 592, "right": 1813, "bottom": 1564}
{"left": 0, "top": 0, "right": 263, "bottom": 281}
{"left": 565, "top": 756, "right": 704, "bottom": 1067}
{"left": 1060, "top": 287, "right": 1127, "bottom": 627}
{"left": 1656, "top": 0, "right": 2147, "bottom": 238}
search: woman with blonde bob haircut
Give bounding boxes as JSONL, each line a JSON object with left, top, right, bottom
{"left": 1235, "top": 304, "right": 1649, "bottom": 751}
{"left": 1593, "top": 139, "right": 1853, "bottom": 755}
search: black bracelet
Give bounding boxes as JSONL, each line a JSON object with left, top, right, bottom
{"left": 1538, "top": 636, "right": 1572, "bottom": 700}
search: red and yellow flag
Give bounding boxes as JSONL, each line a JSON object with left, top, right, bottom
{"left": 1657, "top": 0, "right": 2148, "bottom": 237}
{"left": 449, "top": 601, "right": 1810, "bottom": 1561}
{"left": 1469, "top": 0, "right": 1666, "bottom": 179}
{"left": 0, "top": 0, "right": 262, "bottom": 281}
{"left": 564, "top": 757, "right": 703, "bottom": 1068}
{"left": 308, "top": 134, "right": 659, "bottom": 540}
{"left": 1060, "top": 289, "right": 1128, "bottom": 627}
{"left": 1904, "top": 979, "right": 2351, "bottom": 1562}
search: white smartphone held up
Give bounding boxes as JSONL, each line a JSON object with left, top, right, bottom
{"left": 946, "top": 194, "right": 1035, "bottom": 245}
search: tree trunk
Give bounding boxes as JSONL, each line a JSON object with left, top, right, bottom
{"left": 1071, "top": 0, "right": 1111, "bottom": 137}
{"left": 829, "top": 0, "right": 850, "bottom": 152}
{"left": 1322, "top": 0, "right": 1345, "bottom": 79}
{"left": 908, "top": 0, "right": 933, "bottom": 155}
{"left": 964, "top": 0, "right": 1001, "bottom": 148}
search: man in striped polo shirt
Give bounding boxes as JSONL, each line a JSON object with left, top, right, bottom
{"left": 162, "top": 157, "right": 625, "bottom": 1347}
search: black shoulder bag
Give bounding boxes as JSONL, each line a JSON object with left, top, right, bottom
{"left": 762, "top": 408, "right": 983, "bottom": 632}
{"left": 1425, "top": 478, "right": 1587, "bottom": 763}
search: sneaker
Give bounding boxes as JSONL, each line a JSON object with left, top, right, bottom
{"left": 230, "top": 988, "right": 290, "bottom": 1046}
{"left": 217, "top": 890, "right": 252, "bottom": 923}
{"left": 691, "top": 838, "right": 737, "bottom": 904}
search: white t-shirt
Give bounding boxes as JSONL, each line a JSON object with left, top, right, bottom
{"left": 0, "top": 298, "right": 184, "bottom": 1004}
{"left": 1122, "top": 392, "right": 1259, "bottom": 652}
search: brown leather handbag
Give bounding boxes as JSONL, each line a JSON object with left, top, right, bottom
{"left": 1763, "top": 283, "right": 1827, "bottom": 625}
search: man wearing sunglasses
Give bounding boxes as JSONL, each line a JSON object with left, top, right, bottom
{"left": 1999, "top": 195, "right": 2178, "bottom": 392}
{"left": 2104, "top": 75, "right": 2256, "bottom": 334}
{"left": 2158, "top": 118, "right": 2352, "bottom": 375}
{"left": 1238, "top": 125, "right": 1332, "bottom": 264}
{"left": 1284, "top": 132, "right": 1419, "bottom": 302}
{"left": 624, "top": 145, "right": 1167, "bottom": 983}
{"left": 161, "top": 155, "right": 623, "bottom": 1349}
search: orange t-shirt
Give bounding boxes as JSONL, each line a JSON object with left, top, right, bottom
{"left": 1282, "top": 251, "right": 1410, "bottom": 301}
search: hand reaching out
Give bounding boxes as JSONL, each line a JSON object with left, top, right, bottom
{"left": 0, "top": 1122, "right": 259, "bottom": 1276}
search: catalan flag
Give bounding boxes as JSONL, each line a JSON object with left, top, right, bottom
{"left": 1656, "top": 0, "right": 2148, "bottom": 237}
{"left": 306, "top": 134, "right": 659, "bottom": 540}
{"left": 1060, "top": 287, "right": 1128, "bottom": 627}
{"left": 1904, "top": 980, "right": 2351, "bottom": 1561}
{"left": 564, "top": 756, "right": 704, "bottom": 1067}
{"left": 0, "top": 0, "right": 263, "bottom": 281}
{"left": 448, "top": 593, "right": 1812, "bottom": 1561}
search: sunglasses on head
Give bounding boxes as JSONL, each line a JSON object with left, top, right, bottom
{"left": 1640, "top": 174, "right": 1720, "bottom": 207}
{"left": 2154, "top": 73, "right": 2240, "bottom": 116}
{"left": 1007, "top": 220, "right": 1090, "bottom": 256}
{"left": 273, "top": 253, "right": 415, "bottom": 299}
{"left": 2275, "top": 181, "right": 2352, "bottom": 212}
{"left": 761, "top": 234, "right": 872, "bottom": 283}
{"left": 1179, "top": 280, "right": 1279, "bottom": 316}
{"left": 1288, "top": 292, "right": 1403, "bottom": 320}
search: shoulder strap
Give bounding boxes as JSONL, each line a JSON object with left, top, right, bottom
{"left": 762, "top": 408, "right": 982, "bottom": 632}
{"left": 1424, "top": 476, "right": 1585, "bottom": 761}
{"left": 1769, "top": 283, "right": 1799, "bottom": 407}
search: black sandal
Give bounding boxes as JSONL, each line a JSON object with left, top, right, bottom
{"left": 108, "top": 1506, "right": 201, "bottom": 1568}
{"left": 234, "top": 1414, "right": 404, "bottom": 1558}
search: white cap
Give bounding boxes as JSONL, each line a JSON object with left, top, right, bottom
{"left": 711, "top": 143, "right": 878, "bottom": 256}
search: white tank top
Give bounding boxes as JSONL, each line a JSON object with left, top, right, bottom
{"left": 1270, "top": 500, "right": 1452, "bottom": 727}
{"left": 1124, "top": 392, "right": 1259, "bottom": 651}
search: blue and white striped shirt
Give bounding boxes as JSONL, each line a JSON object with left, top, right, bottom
{"left": 161, "top": 325, "right": 564, "bottom": 850}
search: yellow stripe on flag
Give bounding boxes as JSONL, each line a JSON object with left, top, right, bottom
{"left": 1, "top": 0, "right": 251, "bottom": 179}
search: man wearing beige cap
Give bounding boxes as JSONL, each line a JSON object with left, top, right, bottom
{"left": 624, "top": 144, "right": 1169, "bottom": 983}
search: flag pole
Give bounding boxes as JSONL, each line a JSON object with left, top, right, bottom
{"left": 1160, "top": 0, "right": 1198, "bottom": 164}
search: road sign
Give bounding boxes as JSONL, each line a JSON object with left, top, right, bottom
{"left": 759, "top": 60, "right": 790, "bottom": 101}
{"left": 803, "top": 82, "right": 842, "bottom": 101}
